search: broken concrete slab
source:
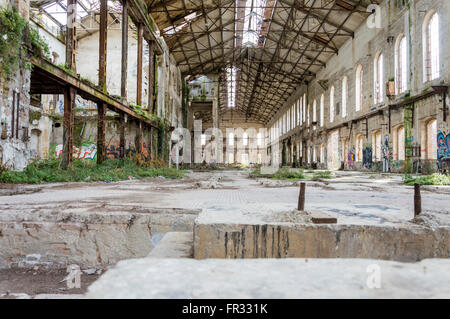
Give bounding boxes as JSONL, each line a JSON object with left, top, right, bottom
{"left": 193, "top": 210, "right": 450, "bottom": 261}
{"left": 85, "top": 258, "right": 450, "bottom": 298}
{"left": 147, "top": 232, "right": 193, "bottom": 258}
{"left": 0, "top": 203, "right": 200, "bottom": 268}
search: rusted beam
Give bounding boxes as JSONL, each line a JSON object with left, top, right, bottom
{"left": 136, "top": 120, "right": 143, "bottom": 155}
{"left": 137, "top": 23, "right": 143, "bottom": 106}
{"left": 62, "top": 86, "right": 76, "bottom": 168}
{"left": 121, "top": 0, "right": 129, "bottom": 101}
{"left": 97, "top": 102, "right": 107, "bottom": 164}
{"left": 148, "top": 40, "right": 155, "bottom": 113}
{"left": 65, "top": 0, "right": 77, "bottom": 71}
{"left": 98, "top": 0, "right": 108, "bottom": 93}
{"left": 119, "top": 113, "right": 126, "bottom": 158}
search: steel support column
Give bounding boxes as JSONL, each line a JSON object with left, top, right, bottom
{"left": 62, "top": 86, "right": 76, "bottom": 168}
{"left": 121, "top": 0, "right": 129, "bottom": 101}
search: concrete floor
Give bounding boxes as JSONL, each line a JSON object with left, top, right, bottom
{"left": 1, "top": 169, "right": 449, "bottom": 298}
{"left": 1, "top": 170, "right": 448, "bottom": 226}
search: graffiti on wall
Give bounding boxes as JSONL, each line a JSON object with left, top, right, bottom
{"left": 347, "top": 148, "right": 355, "bottom": 169}
{"left": 106, "top": 142, "right": 149, "bottom": 159}
{"left": 437, "top": 131, "right": 450, "bottom": 171}
{"left": 55, "top": 143, "right": 97, "bottom": 160}
{"left": 363, "top": 146, "right": 373, "bottom": 169}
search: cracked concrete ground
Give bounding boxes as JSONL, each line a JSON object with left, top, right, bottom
{"left": 0, "top": 169, "right": 449, "bottom": 298}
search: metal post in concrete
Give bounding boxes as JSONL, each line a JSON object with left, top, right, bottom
{"left": 297, "top": 182, "right": 306, "bottom": 211}
{"left": 414, "top": 183, "right": 421, "bottom": 217}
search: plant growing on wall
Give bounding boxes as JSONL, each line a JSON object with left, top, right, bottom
{"left": 0, "top": 7, "right": 50, "bottom": 81}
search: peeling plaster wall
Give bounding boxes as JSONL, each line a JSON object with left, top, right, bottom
{"left": 268, "top": 0, "right": 450, "bottom": 173}
{"left": 0, "top": 0, "right": 33, "bottom": 171}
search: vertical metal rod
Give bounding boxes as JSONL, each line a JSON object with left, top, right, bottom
{"left": 62, "top": 87, "right": 75, "bottom": 168}
{"left": 98, "top": 0, "right": 107, "bottom": 93}
{"left": 414, "top": 183, "right": 421, "bottom": 217}
{"left": 297, "top": 182, "right": 306, "bottom": 211}
{"left": 97, "top": 103, "right": 107, "bottom": 164}
{"left": 148, "top": 40, "right": 155, "bottom": 113}
{"left": 119, "top": 112, "right": 126, "bottom": 158}
{"left": 121, "top": 0, "right": 128, "bottom": 100}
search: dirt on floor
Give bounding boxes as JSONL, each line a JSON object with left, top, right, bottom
{"left": 0, "top": 267, "right": 101, "bottom": 298}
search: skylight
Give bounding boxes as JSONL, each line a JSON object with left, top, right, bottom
{"left": 243, "top": 0, "right": 267, "bottom": 46}
{"left": 226, "top": 66, "right": 237, "bottom": 108}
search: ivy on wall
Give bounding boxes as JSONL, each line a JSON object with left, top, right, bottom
{"left": 0, "top": 7, "right": 50, "bottom": 81}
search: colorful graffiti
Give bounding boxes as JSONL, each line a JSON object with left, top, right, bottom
{"left": 347, "top": 148, "right": 355, "bottom": 169}
{"left": 55, "top": 143, "right": 97, "bottom": 160}
{"left": 106, "top": 142, "right": 149, "bottom": 159}
{"left": 437, "top": 131, "right": 449, "bottom": 172}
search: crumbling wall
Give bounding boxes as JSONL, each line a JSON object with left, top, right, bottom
{"left": 267, "top": 0, "right": 450, "bottom": 173}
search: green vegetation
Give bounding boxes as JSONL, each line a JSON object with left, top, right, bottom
{"left": 56, "top": 63, "right": 76, "bottom": 77}
{"left": 311, "top": 170, "right": 334, "bottom": 180}
{"left": 0, "top": 158, "right": 186, "bottom": 184}
{"left": 404, "top": 173, "right": 450, "bottom": 186}
{"left": 249, "top": 167, "right": 305, "bottom": 180}
{"left": 0, "top": 7, "right": 49, "bottom": 80}
{"left": 273, "top": 168, "right": 305, "bottom": 180}
{"left": 249, "top": 168, "right": 336, "bottom": 181}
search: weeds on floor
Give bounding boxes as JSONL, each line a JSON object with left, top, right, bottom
{"left": 310, "top": 170, "right": 334, "bottom": 180}
{"left": 0, "top": 156, "right": 186, "bottom": 184}
{"left": 403, "top": 173, "right": 450, "bottom": 186}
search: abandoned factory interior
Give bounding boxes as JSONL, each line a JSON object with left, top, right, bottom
{"left": 0, "top": 0, "right": 449, "bottom": 300}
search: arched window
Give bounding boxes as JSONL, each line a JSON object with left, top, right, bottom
{"left": 426, "top": 119, "right": 437, "bottom": 159}
{"left": 243, "top": 132, "right": 248, "bottom": 146}
{"left": 356, "top": 135, "right": 364, "bottom": 162}
{"left": 302, "top": 94, "right": 306, "bottom": 123}
{"left": 372, "top": 130, "right": 382, "bottom": 161}
{"left": 320, "top": 94, "right": 324, "bottom": 127}
{"left": 201, "top": 134, "right": 206, "bottom": 146}
{"left": 342, "top": 76, "right": 348, "bottom": 118}
{"left": 374, "top": 52, "right": 384, "bottom": 104}
{"left": 395, "top": 126, "right": 405, "bottom": 161}
{"left": 395, "top": 35, "right": 408, "bottom": 94}
{"left": 355, "top": 65, "right": 363, "bottom": 111}
{"left": 257, "top": 132, "right": 262, "bottom": 146}
{"left": 423, "top": 12, "right": 440, "bottom": 82}
{"left": 228, "top": 133, "right": 234, "bottom": 146}
{"left": 298, "top": 97, "right": 302, "bottom": 125}
{"left": 307, "top": 104, "right": 310, "bottom": 125}
{"left": 297, "top": 99, "right": 301, "bottom": 125}
{"left": 329, "top": 86, "right": 335, "bottom": 123}
{"left": 313, "top": 99, "right": 317, "bottom": 125}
